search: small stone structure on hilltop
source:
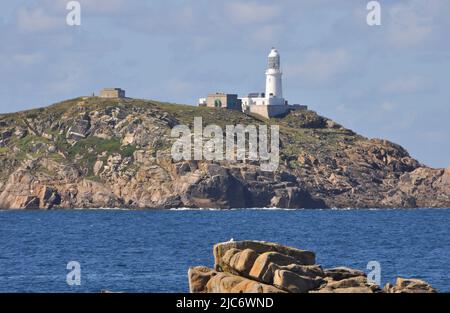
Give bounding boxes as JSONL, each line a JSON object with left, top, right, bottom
{"left": 99, "top": 88, "right": 125, "bottom": 99}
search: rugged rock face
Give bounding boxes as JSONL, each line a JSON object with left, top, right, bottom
{"left": 383, "top": 278, "right": 437, "bottom": 293}
{"left": 0, "top": 96, "right": 449, "bottom": 209}
{"left": 188, "top": 241, "right": 437, "bottom": 293}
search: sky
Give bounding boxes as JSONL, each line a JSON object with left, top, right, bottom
{"left": 0, "top": 0, "right": 449, "bottom": 168}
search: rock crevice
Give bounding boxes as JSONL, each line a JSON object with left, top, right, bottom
{"left": 188, "top": 241, "right": 437, "bottom": 293}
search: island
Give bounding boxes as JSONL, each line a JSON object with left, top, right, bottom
{"left": 0, "top": 96, "right": 449, "bottom": 209}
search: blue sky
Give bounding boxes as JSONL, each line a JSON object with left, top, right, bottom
{"left": 1, "top": 0, "right": 449, "bottom": 168}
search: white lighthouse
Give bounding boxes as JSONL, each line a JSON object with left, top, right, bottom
{"left": 199, "top": 47, "right": 307, "bottom": 118}
{"left": 265, "top": 48, "right": 283, "bottom": 100}
{"left": 239, "top": 47, "right": 287, "bottom": 112}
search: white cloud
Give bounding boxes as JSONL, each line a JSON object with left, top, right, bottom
{"left": 380, "top": 101, "right": 398, "bottom": 112}
{"left": 381, "top": 76, "right": 433, "bottom": 94}
{"left": 417, "top": 130, "right": 449, "bottom": 143}
{"left": 41, "top": 0, "right": 128, "bottom": 14}
{"left": 285, "top": 49, "right": 352, "bottom": 85}
{"left": 45, "top": 59, "right": 90, "bottom": 94}
{"left": 365, "top": 101, "right": 417, "bottom": 132}
{"left": 13, "top": 53, "right": 44, "bottom": 66}
{"left": 81, "top": 0, "right": 127, "bottom": 13}
{"left": 386, "top": 1, "right": 435, "bottom": 48}
{"left": 249, "top": 24, "right": 282, "bottom": 47}
{"left": 16, "top": 7, "right": 61, "bottom": 32}
{"left": 15, "top": 0, "right": 129, "bottom": 33}
{"left": 165, "top": 78, "right": 194, "bottom": 95}
{"left": 224, "top": 1, "right": 281, "bottom": 25}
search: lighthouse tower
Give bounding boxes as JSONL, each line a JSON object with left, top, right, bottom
{"left": 265, "top": 48, "right": 283, "bottom": 100}
{"left": 232, "top": 47, "right": 300, "bottom": 118}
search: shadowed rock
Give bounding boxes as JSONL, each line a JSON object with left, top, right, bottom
{"left": 323, "top": 267, "right": 366, "bottom": 281}
{"left": 188, "top": 267, "right": 285, "bottom": 293}
{"left": 189, "top": 241, "right": 437, "bottom": 294}
{"left": 273, "top": 269, "right": 324, "bottom": 293}
{"left": 384, "top": 278, "right": 437, "bottom": 293}
{"left": 214, "top": 240, "right": 315, "bottom": 275}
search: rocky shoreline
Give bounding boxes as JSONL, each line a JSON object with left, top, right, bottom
{"left": 188, "top": 241, "right": 437, "bottom": 293}
{"left": 0, "top": 96, "right": 450, "bottom": 209}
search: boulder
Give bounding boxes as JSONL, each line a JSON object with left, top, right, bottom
{"left": 214, "top": 240, "right": 315, "bottom": 273}
{"left": 249, "top": 252, "right": 306, "bottom": 283}
{"left": 312, "top": 286, "right": 374, "bottom": 293}
{"left": 23, "top": 196, "right": 40, "bottom": 209}
{"left": 440, "top": 166, "right": 450, "bottom": 186}
{"left": 312, "top": 276, "right": 379, "bottom": 293}
{"left": 230, "top": 279, "right": 283, "bottom": 293}
{"left": 14, "top": 128, "right": 27, "bottom": 139}
{"left": 270, "top": 187, "right": 325, "bottom": 209}
{"left": 47, "top": 145, "right": 57, "bottom": 153}
{"left": 273, "top": 269, "right": 323, "bottom": 293}
{"left": 1, "top": 129, "right": 13, "bottom": 140}
{"left": 187, "top": 169, "right": 248, "bottom": 209}
{"left": 222, "top": 248, "right": 259, "bottom": 276}
{"left": 93, "top": 160, "right": 104, "bottom": 176}
{"left": 188, "top": 266, "right": 217, "bottom": 293}
{"left": 190, "top": 241, "right": 437, "bottom": 294}
{"left": 323, "top": 267, "right": 366, "bottom": 281}
{"left": 66, "top": 118, "right": 90, "bottom": 141}
{"left": 36, "top": 186, "right": 61, "bottom": 209}
{"left": 324, "top": 276, "right": 368, "bottom": 289}
{"left": 384, "top": 278, "right": 437, "bottom": 293}
{"left": 260, "top": 263, "right": 324, "bottom": 285}
{"left": 283, "top": 263, "right": 324, "bottom": 278}
{"left": 206, "top": 272, "right": 285, "bottom": 293}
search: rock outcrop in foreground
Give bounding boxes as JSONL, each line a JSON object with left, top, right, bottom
{"left": 188, "top": 241, "right": 437, "bottom": 293}
{"left": 1, "top": 96, "right": 450, "bottom": 209}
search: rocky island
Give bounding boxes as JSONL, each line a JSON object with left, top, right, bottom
{"left": 0, "top": 96, "right": 449, "bottom": 209}
{"left": 188, "top": 240, "right": 437, "bottom": 293}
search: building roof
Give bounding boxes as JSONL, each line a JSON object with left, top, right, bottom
{"left": 207, "top": 92, "right": 238, "bottom": 97}
{"left": 101, "top": 88, "right": 124, "bottom": 91}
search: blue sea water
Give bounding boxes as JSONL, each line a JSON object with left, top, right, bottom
{"left": 0, "top": 208, "right": 449, "bottom": 293}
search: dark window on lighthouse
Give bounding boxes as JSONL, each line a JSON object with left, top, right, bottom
{"left": 268, "top": 57, "right": 279, "bottom": 69}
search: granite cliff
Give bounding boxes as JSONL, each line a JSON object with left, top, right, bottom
{"left": 0, "top": 96, "right": 449, "bottom": 209}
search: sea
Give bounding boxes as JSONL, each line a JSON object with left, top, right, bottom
{"left": 0, "top": 208, "right": 449, "bottom": 292}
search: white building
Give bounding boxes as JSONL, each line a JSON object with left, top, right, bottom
{"left": 265, "top": 48, "right": 284, "bottom": 103}
{"left": 240, "top": 48, "right": 293, "bottom": 118}
{"left": 199, "top": 47, "right": 307, "bottom": 118}
{"left": 198, "top": 97, "right": 207, "bottom": 106}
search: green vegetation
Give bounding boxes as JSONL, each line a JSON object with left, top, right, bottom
{"left": 67, "top": 137, "right": 139, "bottom": 158}
{"left": 121, "top": 144, "right": 137, "bottom": 158}
{"left": 16, "top": 135, "right": 50, "bottom": 150}
{"left": 0, "top": 96, "right": 364, "bottom": 178}
{"left": 158, "top": 102, "right": 263, "bottom": 129}
{"left": 63, "top": 137, "right": 137, "bottom": 175}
